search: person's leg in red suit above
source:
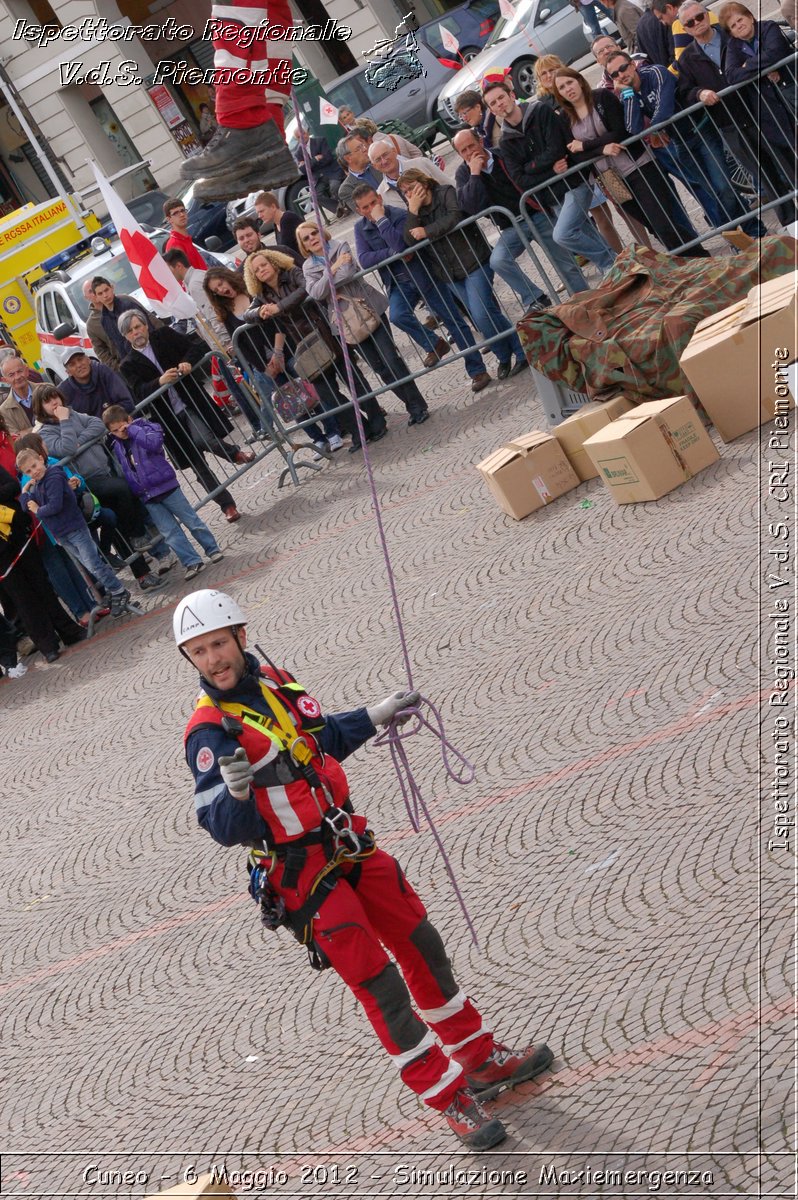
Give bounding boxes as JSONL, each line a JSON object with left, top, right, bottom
{"left": 181, "top": 0, "right": 299, "bottom": 200}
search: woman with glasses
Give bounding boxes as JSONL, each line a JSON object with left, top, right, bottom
{"left": 242, "top": 247, "right": 370, "bottom": 453}
{"left": 298, "top": 221, "right": 430, "bottom": 432}
{"left": 553, "top": 67, "right": 711, "bottom": 256}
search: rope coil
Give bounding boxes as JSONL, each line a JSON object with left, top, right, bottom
{"left": 289, "top": 92, "right": 480, "bottom": 945}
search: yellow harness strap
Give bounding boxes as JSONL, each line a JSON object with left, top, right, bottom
{"left": 196, "top": 679, "right": 316, "bottom": 765}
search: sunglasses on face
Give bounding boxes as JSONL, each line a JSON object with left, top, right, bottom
{"left": 682, "top": 13, "right": 706, "bottom": 26}
{"left": 608, "top": 62, "right": 633, "bottom": 78}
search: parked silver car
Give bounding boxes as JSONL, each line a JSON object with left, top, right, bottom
{"left": 436, "top": 0, "right": 615, "bottom": 130}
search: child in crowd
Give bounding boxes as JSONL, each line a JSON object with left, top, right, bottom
{"left": 16, "top": 447, "right": 131, "bottom": 617}
{"left": 103, "top": 407, "right": 224, "bottom": 583}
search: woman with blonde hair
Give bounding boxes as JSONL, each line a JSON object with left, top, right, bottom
{"left": 243, "top": 245, "right": 371, "bottom": 452}
{"left": 534, "top": 55, "right": 567, "bottom": 104}
{"left": 297, "top": 220, "right": 430, "bottom": 430}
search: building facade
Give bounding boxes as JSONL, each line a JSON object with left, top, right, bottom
{"left": 0, "top": 0, "right": 442, "bottom": 211}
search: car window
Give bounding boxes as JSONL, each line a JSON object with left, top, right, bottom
{"left": 327, "top": 75, "right": 367, "bottom": 114}
{"left": 54, "top": 292, "right": 73, "bottom": 326}
{"left": 41, "top": 290, "right": 58, "bottom": 332}
{"left": 486, "top": 0, "right": 536, "bottom": 42}
{"left": 423, "top": 15, "right": 469, "bottom": 56}
{"left": 534, "top": 0, "right": 572, "bottom": 22}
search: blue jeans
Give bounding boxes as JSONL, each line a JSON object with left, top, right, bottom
{"left": 388, "top": 279, "right": 440, "bottom": 354}
{"left": 60, "top": 524, "right": 126, "bottom": 596}
{"left": 421, "top": 277, "right": 488, "bottom": 378}
{"left": 553, "top": 182, "right": 616, "bottom": 274}
{"left": 655, "top": 126, "right": 765, "bottom": 237}
{"left": 489, "top": 226, "right": 548, "bottom": 310}
{"left": 447, "top": 264, "right": 523, "bottom": 365}
{"left": 215, "top": 356, "right": 262, "bottom": 435}
{"left": 527, "top": 209, "right": 588, "bottom": 294}
{"left": 356, "top": 318, "right": 427, "bottom": 417}
{"left": 39, "top": 539, "right": 95, "bottom": 619}
{"left": 579, "top": 0, "right": 604, "bottom": 39}
{"left": 146, "top": 487, "right": 221, "bottom": 568}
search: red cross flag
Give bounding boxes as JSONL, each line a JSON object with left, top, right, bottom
{"left": 498, "top": 0, "right": 516, "bottom": 19}
{"left": 319, "top": 97, "right": 339, "bottom": 124}
{"left": 440, "top": 25, "right": 460, "bottom": 55}
{"left": 89, "top": 161, "right": 198, "bottom": 320}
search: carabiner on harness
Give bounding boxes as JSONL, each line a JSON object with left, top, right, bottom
{"left": 323, "top": 806, "right": 365, "bottom": 856}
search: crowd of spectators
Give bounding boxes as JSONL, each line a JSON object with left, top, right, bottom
{"left": 0, "top": 0, "right": 794, "bottom": 679}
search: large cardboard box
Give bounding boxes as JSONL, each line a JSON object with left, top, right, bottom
{"left": 583, "top": 395, "right": 720, "bottom": 504}
{"left": 551, "top": 395, "right": 636, "bottom": 481}
{"left": 680, "top": 271, "right": 797, "bottom": 442}
{"left": 476, "top": 431, "right": 579, "bottom": 519}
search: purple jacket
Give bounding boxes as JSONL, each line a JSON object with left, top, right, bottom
{"left": 22, "top": 465, "right": 85, "bottom": 538}
{"left": 108, "top": 418, "right": 179, "bottom": 502}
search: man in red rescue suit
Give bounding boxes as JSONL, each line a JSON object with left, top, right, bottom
{"left": 179, "top": 0, "right": 299, "bottom": 200}
{"left": 177, "top": 589, "right": 553, "bottom": 1150}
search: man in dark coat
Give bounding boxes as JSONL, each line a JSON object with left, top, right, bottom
{"left": 118, "top": 314, "right": 250, "bottom": 522}
{"left": 87, "top": 278, "right": 162, "bottom": 371}
{"left": 295, "top": 127, "right": 345, "bottom": 216}
{"left": 58, "top": 349, "right": 135, "bottom": 417}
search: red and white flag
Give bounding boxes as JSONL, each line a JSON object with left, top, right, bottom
{"left": 498, "top": 0, "right": 516, "bottom": 19}
{"left": 89, "top": 161, "right": 197, "bottom": 320}
{"left": 440, "top": 26, "right": 460, "bottom": 55}
{"left": 319, "top": 97, "right": 339, "bottom": 124}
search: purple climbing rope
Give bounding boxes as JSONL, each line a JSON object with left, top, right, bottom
{"left": 288, "top": 92, "right": 479, "bottom": 945}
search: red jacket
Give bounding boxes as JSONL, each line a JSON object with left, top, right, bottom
{"left": 165, "top": 229, "right": 207, "bottom": 270}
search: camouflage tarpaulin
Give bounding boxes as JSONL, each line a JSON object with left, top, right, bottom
{"left": 517, "top": 237, "right": 798, "bottom": 404}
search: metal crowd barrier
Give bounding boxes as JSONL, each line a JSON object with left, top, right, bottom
{"left": 53, "top": 350, "right": 289, "bottom": 513}
{"left": 231, "top": 205, "right": 562, "bottom": 442}
{"left": 517, "top": 50, "right": 797, "bottom": 275}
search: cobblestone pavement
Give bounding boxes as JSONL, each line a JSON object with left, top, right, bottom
{"left": 1, "top": 346, "right": 792, "bottom": 1200}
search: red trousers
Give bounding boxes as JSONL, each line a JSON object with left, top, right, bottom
{"left": 270, "top": 842, "right": 495, "bottom": 1111}
{"left": 209, "top": 0, "right": 293, "bottom": 131}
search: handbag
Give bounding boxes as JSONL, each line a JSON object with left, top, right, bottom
{"left": 293, "top": 329, "right": 335, "bottom": 380}
{"left": 337, "top": 294, "right": 381, "bottom": 345}
{"left": 272, "top": 378, "right": 321, "bottom": 424}
{"left": 596, "top": 166, "right": 633, "bottom": 205}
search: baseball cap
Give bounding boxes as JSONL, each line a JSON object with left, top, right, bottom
{"left": 63, "top": 346, "right": 88, "bottom": 364}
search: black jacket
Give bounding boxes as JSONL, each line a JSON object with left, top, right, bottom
{"left": 498, "top": 99, "right": 577, "bottom": 208}
{"left": 635, "top": 9, "right": 673, "bottom": 68}
{"left": 119, "top": 326, "right": 232, "bottom": 469}
{"left": 724, "top": 20, "right": 796, "bottom": 148}
{"left": 402, "top": 183, "right": 491, "bottom": 282}
{"left": 454, "top": 147, "right": 538, "bottom": 228}
{"left": 676, "top": 30, "right": 749, "bottom": 129}
{"left": 564, "top": 90, "right": 647, "bottom": 169}
{"left": 296, "top": 137, "right": 345, "bottom": 182}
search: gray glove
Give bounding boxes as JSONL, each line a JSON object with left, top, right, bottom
{"left": 367, "top": 689, "right": 421, "bottom": 728}
{"left": 218, "top": 747, "right": 255, "bottom": 799}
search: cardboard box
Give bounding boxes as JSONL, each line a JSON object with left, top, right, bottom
{"left": 680, "top": 271, "right": 797, "bottom": 442}
{"left": 583, "top": 395, "right": 719, "bottom": 504}
{"left": 476, "top": 431, "right": 579, "bottom": 519}
{"left": 551, "top": 395, "right": 636, "bottom": 481}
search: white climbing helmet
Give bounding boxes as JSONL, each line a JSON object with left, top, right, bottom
{"left": 173, "top": 590, "right": 248, "bottom": 648}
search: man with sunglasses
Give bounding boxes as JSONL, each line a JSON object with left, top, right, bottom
{"left": 651, "top": 0, "right": 718, "bottom": 74}
{"left": 607, "top": 50, "right": 764, "bottom": 243}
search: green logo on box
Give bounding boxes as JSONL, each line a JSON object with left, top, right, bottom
{"left": 601, "top": 457, "right": 639, "bottom": 485}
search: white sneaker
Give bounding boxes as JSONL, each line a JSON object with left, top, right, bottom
{"left": 311, "top": 440, "right": 329, "bottom": 462}
{"left": 6, "top": 662, "right": 27, "bottom": 678}
{"left": 327, "top": 434, "right": 343, "bottom": 452}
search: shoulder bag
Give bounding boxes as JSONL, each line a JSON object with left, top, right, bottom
{"left": 337, "top": 294, "right": 381, "bottom": 345}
